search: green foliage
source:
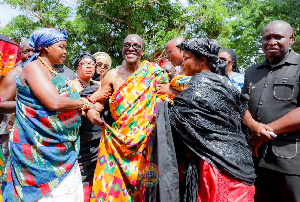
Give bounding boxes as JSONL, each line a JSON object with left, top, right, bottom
{"left": 1, "top": 0, "right": 299, "bottom": 70}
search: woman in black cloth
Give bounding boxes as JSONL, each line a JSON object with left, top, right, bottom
{"left": 156, "top": 38, "right": 255, "bottom": 202}
{"left": 71, "top": 51, "right": 112, "bottom": 201}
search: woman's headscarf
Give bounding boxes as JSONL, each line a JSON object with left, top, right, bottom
{"left": 24, "top": 28, "right": 68, "bottom": 66}
{"left": 177, "top": 38, "right": 227, "bottom": 76}
{"left": 72, "top": 51, "right": 96, "bottom": 70}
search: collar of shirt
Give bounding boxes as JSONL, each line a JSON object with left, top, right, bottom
{"left": 257, "top": 49, "right": 299, "bottom": 69}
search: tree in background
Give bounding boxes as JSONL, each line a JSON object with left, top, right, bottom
{"left": 1, "top": 0, "right": 299, "bottom": 69}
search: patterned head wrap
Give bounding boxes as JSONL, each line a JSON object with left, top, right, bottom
{"left": 24, "top": 28, "right": 68, "bottom": 66}
{"left": 93, "top": 52, "right": 112, "bottom": 68}
{"left": 72, "top": 51, "right": 96, "bottom": 70}
{"left": 177, "top": 38, "right": 226, "bottom": 76}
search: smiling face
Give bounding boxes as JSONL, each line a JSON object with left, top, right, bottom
{"left": 46, "top": 40, "right": 67, "bottom": 64}
{"left": 122, "top": 34, "right": 144, "bottom": 65}
{"left": 165, "top": 39, "right": 184, "bottom": 67}
{"left": 182, "top": 50, "right": 206, "bottom": 76}
{"left": 77, "top": 57, "right": 96, "bottom": 80}
{"left": 262, "top": 21, "right": 295, "bottom": 64}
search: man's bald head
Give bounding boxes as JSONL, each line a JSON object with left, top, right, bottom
{"left": 165, "top": 36, "right": 185, "bottom": 67}
{"left": 166, "top": 36, "right": 185, "bottom": 48}
{"left": 123, "top": 34, "right": 145, "bottom": 48}
{"left": 261, "top": 20, "right": 295, "bottom": 64}
{"left": 263, "top": 20, "right": 294, "bottom": 36}
{"left": 19, "top": 39, "right": 34, "bottom": 63}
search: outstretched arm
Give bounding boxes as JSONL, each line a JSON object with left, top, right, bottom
{"left": 21, "top": 62, "right": 87, "bottom": 112}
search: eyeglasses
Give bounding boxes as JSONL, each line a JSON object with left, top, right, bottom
{"left": 122, "top": 43, "right": 142, "bottom": 50}
{"left": 96, "top": 62, "right": 109, "bottom": 69}
{"left": 20, "top": 48, "right": 34, "bottom": 54}
{"left": 219, "top": 57, "right": 232, "bottom": 63}
{"left": 79, "top": 62, "right": 95, "bottom": 67}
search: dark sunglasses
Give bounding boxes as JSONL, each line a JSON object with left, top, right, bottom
{"left": 96, "top": 62, "right": 109, "bottom": 69}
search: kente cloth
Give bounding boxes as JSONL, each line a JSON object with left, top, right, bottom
{"left": 77, "top": 85, "right": 102, "bottom": 187}
{"left": 0, "top": 145, "right": 4, "bottom": 200}
{"left": 2, "top": 74, "right": 81, "bottom": 202}
{"left": 169, "top": 75, "right": 192, "bottom": 91}
{"left": 169, "top": 71, "right": 255, "bottom": 186}
{"left": 24, "top": 28, "right": 68, "bottom": 67}
{"left": 91, "top": 60, "right": 169, "bottom": 202}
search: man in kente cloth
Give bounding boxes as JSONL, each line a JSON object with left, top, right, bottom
{"left": 90, "top": 34, "right": 169, "bottom": 201}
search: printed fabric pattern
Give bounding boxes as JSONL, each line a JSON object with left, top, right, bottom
{"left": 2, "top": 74, "right": 81, "bottom": 202}
{"left": 91, "top": 60, "right": 169, "bottom": 201}
{"left": 229, "top": 72, "right": 244, "bottom": 93}
{"left": 170, "top": 75, "right": 192, "bottom": 91}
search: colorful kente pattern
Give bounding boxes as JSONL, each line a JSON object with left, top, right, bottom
{"left": 0, "top": 148, "right": 4, "bottom": 201}
{"left": 2, "top": 74, "right": 81, "bottom": 202}
{"left": 170, "top": 75, "right": 192, "bottom": 91}
{"left": 91, "top": 61, "right": 169, "bottom": 201}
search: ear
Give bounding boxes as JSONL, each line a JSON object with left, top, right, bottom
{"left": 44, "top": 46, "right": 50, "bottom": 53}
{"left": 140, "top": 49, "right": 145, "bottom": 57}
{"left": 290, "top": 34, "right": 296, "bottom": 45}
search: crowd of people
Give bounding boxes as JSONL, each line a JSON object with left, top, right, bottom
{"left": 0, "top": 19, "right": 299, "bottom": 202}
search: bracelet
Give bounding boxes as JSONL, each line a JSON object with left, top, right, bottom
{"left": 86, "top": 96, "right": 96, "bottom": 104}
{"left": 79, "top": 97, "right": 90, "bottom": 111}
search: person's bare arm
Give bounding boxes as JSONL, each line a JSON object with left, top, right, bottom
{"left": 21, "top": 62, "right": 86, "bottom": 112}
{"left": 243, "top": 109, "right": 273, "bottom": 157}
{"left": 0, "top": 67, "right": 21, "bottom": 113}
{"left": 157, "top": 83, "right": 180, "bottom": 99}
{"left": 267, "top": 107, "right": 300, "bottom": 134}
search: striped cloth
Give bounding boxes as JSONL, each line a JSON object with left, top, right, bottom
{"left": 2, "top": 74, "right": 81, "bottom": 202}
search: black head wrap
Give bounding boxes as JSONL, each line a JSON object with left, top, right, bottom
{"left": 177, "top": 38, "right": 227, "bottom": 76}
{"left": 72, "top": 51, "right": 96, "bottom": 70}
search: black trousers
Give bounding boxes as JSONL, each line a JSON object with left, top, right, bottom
{"left": 255, "top": 167, "right": 300, "bottom": 202}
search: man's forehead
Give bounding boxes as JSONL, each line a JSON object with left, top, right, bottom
{"left": 124, "top": 35, "right": 143, "bottom": 44}
{"left": 262, "top": 22, "right": 292, "bottom": 36}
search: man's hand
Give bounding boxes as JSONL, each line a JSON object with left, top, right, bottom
{"left": 247, "top": 121, "right": 275, "bottom": 157}
{"left": 86, "top": 108, "right": 104, "bottom": 126}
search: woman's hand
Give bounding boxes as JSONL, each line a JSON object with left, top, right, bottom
{"left": 86, "top": 109, "right": 104, "bottom": 126}
{"left": 90, "top": 86, "right": 113, "bottom": 103}
{"left": 157, "top": 83, "right": 180, "bottom": 99}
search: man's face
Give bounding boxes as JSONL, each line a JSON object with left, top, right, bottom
{"left": 165, "top": 43, "right": 183, "bottom": 67}
{"left": 20, "top": 45, "right": 34, "bottom": 63}
{"left": 122, "top": 35, "right": 144, "bottom": 64}
{"left": 262, "top": 23, "right": 294, "bottom": 63}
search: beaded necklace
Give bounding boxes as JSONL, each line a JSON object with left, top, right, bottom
{"left": 76, "top": 76, "right": 94, "bottom": 89}
{"left": 38, "top": 56, "right": 57, "bottom": 75}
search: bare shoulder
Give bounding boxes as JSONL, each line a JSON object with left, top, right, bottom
{"left": 4, "top": 66, "right": 22, "bottom": 83}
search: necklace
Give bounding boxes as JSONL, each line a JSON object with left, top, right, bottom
{"left": 38, "top": 56, "right": 57, "bottom": 75}
{"left": 76, "top": 77, "right": 89, "bottom": 89}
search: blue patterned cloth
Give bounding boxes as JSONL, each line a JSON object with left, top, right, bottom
{"left": 24, "top": 28, "right": 68, "bottom": 66}
{"left": 229, "top": 72, "right": 244, "bottom": 93}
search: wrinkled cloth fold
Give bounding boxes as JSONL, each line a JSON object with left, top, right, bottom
{"left": 2, "top": 74, "right": 81, "bottom": 202}
{"left": 91, "top": 61, "right": 169, "bottom": 201}
{"left": 169, "top": 71, "right": 255, "bottom": 185}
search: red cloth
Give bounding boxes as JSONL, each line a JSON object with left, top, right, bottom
{"left": 83, "top": 180, "right": 93, "bottom": 202}
{"left": 198, "top": 159, "right": 255, "bottom": 202}
{"left": 0, "top": 40, "right": 20, "bottom": 65}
